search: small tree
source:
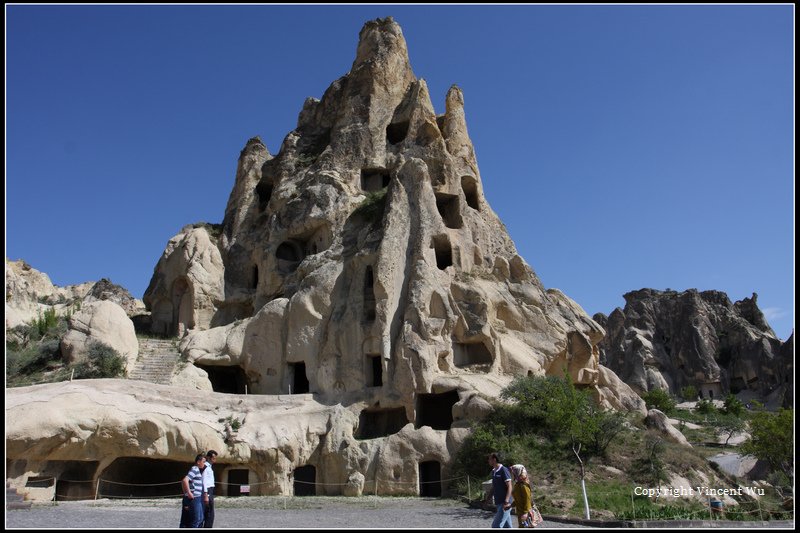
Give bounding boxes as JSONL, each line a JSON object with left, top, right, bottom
{"left": 633, "top": 433, "right": 668, "bottom": 484}
{"left": 695, "top": 398, "right": 717, "bottom": 415}
{"left": 714, "top": 413, "right": 746, "bottom": 446}
{"left": 741, "top": 409, "right": 793, "bottom": 475}
{"left": 641, "top": 388, "right": 676, "bottom": 414}
{"left": 680, "top": 385, "right": 698, "bottom": 401}
{"left": 502, "top": 373, "right": 617, "bottom": 519}
{"left": 722, "top": 394, "right": 744, "bottom": 417}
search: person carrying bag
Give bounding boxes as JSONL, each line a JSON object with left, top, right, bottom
{"left": 510, "top": 464, "right": 544, "bottom": 528}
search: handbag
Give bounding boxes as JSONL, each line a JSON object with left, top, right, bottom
{"left": 530, "top": 504, "right": 544, "bottom": 527}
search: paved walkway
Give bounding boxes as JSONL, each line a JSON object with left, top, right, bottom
{"left": 5, "top": 496, "right": 582, "bottom": 529}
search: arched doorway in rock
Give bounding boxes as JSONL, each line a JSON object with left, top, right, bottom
{"left": 293, "top": 465, "right": 316, "bottom": 496}
{"left": 288, "top": 362, "right": 310, "bottom": 394}
{"left": 195, "top": 364, "right": 249, "bottom": 394}
{"left": 226, "top": 469, "right": 250, "bottom": 496}
{"left": 97, "top": 457, "right": 189, "bottom": 498}
{"left": 53, "top": 460, "right": 98, "bottom": 501}
{"left": 419, "top": 461, "right": 442, "bottom": 497}
{"left": 151, "top": 298, "right": 174, "bottom": 337}
{"left": 171, "top": 277, "right": 194, "bottom": 337}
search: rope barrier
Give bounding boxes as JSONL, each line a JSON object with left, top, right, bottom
{"left": 20, "top": 476, "right": 57, "bottom": 483}
{"left": 98, "top": 493, "right": 184, "bottom": 500}
{"left": 98, "top": 479, "right": 181, "bottom": 487}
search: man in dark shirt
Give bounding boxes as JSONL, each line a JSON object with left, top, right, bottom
{"left": 488, "top": 452, "right": 513, "bottom": 528}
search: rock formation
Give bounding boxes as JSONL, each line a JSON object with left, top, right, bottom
{"left": 594, "top": 289, "right": 792, "bottom": 406}
{"left": 142, "top": 16, "right": 640, "bottom": 412}
{"left": 5, "top": 259, "right": 144, "bottom": 330}
{"left": 60, "top": 300, "right": 139, "bottom": 374}
{"left": 7, "top": 17, "right": 643, "bottom": 500}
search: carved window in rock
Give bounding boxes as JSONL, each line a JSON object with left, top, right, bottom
{"left": 355, "top": 407, "right": 408, "bottom": 439}
{"left": 365, "top": 353, "right": 382, "bottom": 387}
{"left": 453, "top": 341, "right": 493, "bottom": 368}
{"left": 251, "top": 265, "right": 259, "bottom": 289}
{"left": 461, "top": 176, "right": 480, "bottom": 211}
{"left": 276, "top": 240, "right": 304, "bottom": 273}
{"left": 361, "top": 169, "right": 391, "bottom": 192}
{"left": 432, "top": 235, "right": 453, "bottom": 270}
{"left": 387, "top": 120, "right": 410, "bottom": 145}
{"left": 255, "top": 181, "right": 274, "bottom": 212}
{"left": 416, "top": 390, "right": 458, "bottom": 430}
{"left": 363, "top": 266, "right": 376, "bottom": 323}
{"left": 276, "top": 227, "right": 332, "bottom": 274}
{"left": 435, "top": 193, "right": 463, "bottom": 229}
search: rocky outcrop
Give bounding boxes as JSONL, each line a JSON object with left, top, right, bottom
{"left": 143, "top": 17, "right": 638, "bottom": 411}
{"left": 5, "top": 259, "right": 92, "bottom": 330}
{"left": 60, "top": 301, "right": 139, "bottom": 373}
{"left": 5, "top": 259, "right": 145, "bottom": 331}
{"left": 9, "top": 18, "right": 643, "bottom": 500}
{"left": 594, "top": 289, "right": 791, "bottom": 405}
{"left": 142, "top": 225, "right": 225, "bottom": 337}
{"left": 5, "top": 380, "right": 474, "bottom": 499}
{"left": 644, "top": 409, "right": 691, "bottom": 447}
{"left": 83, "top": 278, "right": 145, "bottom": 316}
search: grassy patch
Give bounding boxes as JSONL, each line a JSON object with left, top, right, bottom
{"left": 352, "top": 189, "right": 387, "bottom": 223}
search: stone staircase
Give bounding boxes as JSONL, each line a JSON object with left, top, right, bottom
{"left": 129, "top": 338, "right": 182, "bottom": 385}
{"left": 6, "top": 482, "right": 32, "bottom": 510}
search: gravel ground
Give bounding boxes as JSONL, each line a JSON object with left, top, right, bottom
{"left": 6, "top": 496, "right": 584, "bottom": 529}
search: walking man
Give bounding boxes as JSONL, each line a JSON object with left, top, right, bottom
{"left": 202, "top": 450, "right": 218, "bottom": 528}
{"left": 180, "top": 454, "right": 206, "bottom": 528}
{"left": 488, "top": 452, "right": 514, "bottom": 528}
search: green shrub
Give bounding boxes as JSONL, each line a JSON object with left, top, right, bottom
{"left": 631, "top": 432, "right": 668, "bottom": 484}
{"left": 741, "top": 409, "right": 793, "bottom": 474}
{"left": 680, "top": 385, "right": 698, "bottom": 401}
{"left": 722, "top": 393, "right": 744, "bottom": 417}
{"left": 641, "top": 389, "right": 676, "bottom": 414}
{"left": 73, "top": 341, "right": 127, "bottom": 379}
{"left": 33, "top": 307, "right": 60, "bottom": 339}
{"left": 352, "top": 189, "right": 387, "bottom": 223}
{"left": 695, "top": 398, "right": 717, "bottom": 415}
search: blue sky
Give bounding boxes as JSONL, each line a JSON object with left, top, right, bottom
{"left": 6, "top": 5, "right": 794, "bottom": 340}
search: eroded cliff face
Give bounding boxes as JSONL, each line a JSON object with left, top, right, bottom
{"left": 595, "top": 288, "right": 792, "bottom": 406}
{"left": 143, "top": 17, "right": 638, "bottom": 412}
{"left": 6, "top": 18, "right": 644, "bottom": 501}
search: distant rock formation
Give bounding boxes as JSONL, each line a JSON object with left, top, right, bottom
{"left": 594, "top": 289, "right": 792, "bottom": 406}
{"left": 8, "top": 18, "right": 643, "bottom": 501}
{"left": 5, "top": 259, "right": 144, "bottom": 330}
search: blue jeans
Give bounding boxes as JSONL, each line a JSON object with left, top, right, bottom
{"left": 180, "top": 495, "right": 204, "bottom": 528}
{"left": 492, "top": 504, "right": 513, "bottom": 528}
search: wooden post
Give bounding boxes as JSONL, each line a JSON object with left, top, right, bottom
{"left": 631, "top": 490, "right": 635, "bottom": 520}
{"left": 467, "top": 475, "right": 471, "bottom": 501}
{"left": 94, "top": 479, "right": 100, "bottom": 500}
{"left": 70, "top": 369, "right": 75, "bottom": 382}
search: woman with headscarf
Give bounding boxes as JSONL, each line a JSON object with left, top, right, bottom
{"left": 510, "top": 464, "right": 532, "bottom": 528}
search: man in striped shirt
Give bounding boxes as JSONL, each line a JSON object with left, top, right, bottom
{"left": 180, "top": 454, "right": 206, "bottom": 528}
